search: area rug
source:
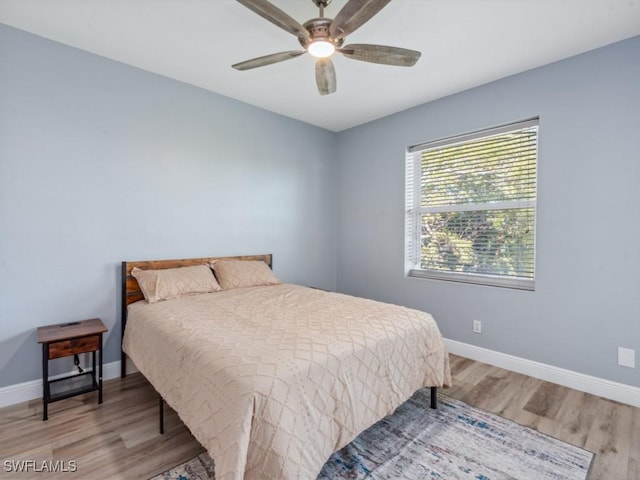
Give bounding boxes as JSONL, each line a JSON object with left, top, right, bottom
{"left": 151, "top": 389, "right": 594, "bottom": 480}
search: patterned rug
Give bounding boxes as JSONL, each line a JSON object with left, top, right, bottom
{"left": 151, "top": 389, "right": 593, "bottom": 480}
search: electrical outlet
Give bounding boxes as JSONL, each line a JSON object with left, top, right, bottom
{"left": 473, "top": 320, "right": 482, "bottom": 334}
{"left": 618, "top": 347, "right": 635, "bottom": 368}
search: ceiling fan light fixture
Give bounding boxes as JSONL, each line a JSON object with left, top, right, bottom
{"left": 308, "top": 40, "right": 335, "bottom": 58}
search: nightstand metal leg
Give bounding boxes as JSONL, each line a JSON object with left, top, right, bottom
{"left": 98, "top": 333, "right": 103, "bottom": 404}
{"left": 430, "top": 386, "right": 437, "bottom": 409}
{"left": 91, "top": 350, "right": 97, "bottom": 395}
{"left": 42, "top": 344, "right": 49, "bottom": 421}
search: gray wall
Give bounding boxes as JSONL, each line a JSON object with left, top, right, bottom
{"left": 2, "top": 22, "right": 639, "bottom": 391}
{"left": 336, "top": 35, "right": 640, "bottom": 386}
{"left": 0, "top": 25, "right": 338, "bottom": 387}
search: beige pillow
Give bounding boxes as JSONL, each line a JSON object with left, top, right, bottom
{"left": 211, "top": 260, "right": 280, "bottom": 290}
{"left": 132, "top": 264, "right": 222, "bottom": 303}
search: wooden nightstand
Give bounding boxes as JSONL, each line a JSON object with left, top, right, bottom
{"left": 37, "top": 318, "right": 108, "bottom": 420}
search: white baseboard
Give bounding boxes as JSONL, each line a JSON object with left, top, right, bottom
{"left": 0, "top": 360, "right": 138, "bottom": 409}
{"left": 2, "top": 344, "right": 639, "bottom": 409}
{"left": 445, "top": 338, "right": 640, "bottom": 408}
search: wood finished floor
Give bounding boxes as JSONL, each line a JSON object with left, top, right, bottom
{"left": 0, "top": 354, "right": 638, "bottom": 479}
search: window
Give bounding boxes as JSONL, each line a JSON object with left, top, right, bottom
{"left": 405, "top": 118, "right": 538, "bottom": 290}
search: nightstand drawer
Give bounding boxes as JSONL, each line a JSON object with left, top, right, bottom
{"left": 49, "top": 335, "right": 100, "bottom": 359}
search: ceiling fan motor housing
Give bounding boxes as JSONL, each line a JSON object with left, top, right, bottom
{"left": 299, "top": 18, "right": 344, "bottom": 50}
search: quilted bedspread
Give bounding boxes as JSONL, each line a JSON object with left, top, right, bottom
{"left": 122, "top": 284, "right": 451, "bottom": 480}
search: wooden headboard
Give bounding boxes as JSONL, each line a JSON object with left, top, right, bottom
{"left": 120, "top": 254, "right": 272, "bottom": 377}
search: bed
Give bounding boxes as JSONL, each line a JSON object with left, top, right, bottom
{"left": 120, "top": 254, "right": 451, "bottom": 480}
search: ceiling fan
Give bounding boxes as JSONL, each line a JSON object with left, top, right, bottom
{"left": 232, "top": 0, "right": 421, "bottom": 95}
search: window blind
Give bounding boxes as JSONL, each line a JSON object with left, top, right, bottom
{"left": 405, "top": 118, "right": 538, "bottom": 290}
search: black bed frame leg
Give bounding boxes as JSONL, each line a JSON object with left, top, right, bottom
{"left": 430, "top": 386, "right": 438, "bottom": 409}
{"left": 159, "top": 396, "right": 165, "bottom": 434}
{"left": 121, "top": 351, "right": 126, "bottom": 378}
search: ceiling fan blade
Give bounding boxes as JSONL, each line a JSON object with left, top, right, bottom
{"left": 236, "top": 0, "right": 310, "bottom": 41}
{"left": 339, "top": 44, "right": 421, "bottom": 66}
{"left": 232, "top": 50, "right": 306, "bottom": 70}
{"left": 315, "top": 58, "right": 336, "bottom": 95}
{"left": 329, "top": 0, "right": 392, "bottom": 40}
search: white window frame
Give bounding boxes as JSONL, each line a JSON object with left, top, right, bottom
{"left": 405, "top": 118, "right": 538, "bottom": 290}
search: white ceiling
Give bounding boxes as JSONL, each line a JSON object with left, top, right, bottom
{"left": 2, "top": 0, "right": 640, "bottom": 132}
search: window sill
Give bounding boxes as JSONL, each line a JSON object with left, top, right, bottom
{"left": 408, "top": 269, "right": 535, "bottom": 291}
